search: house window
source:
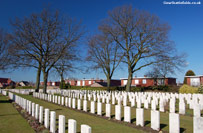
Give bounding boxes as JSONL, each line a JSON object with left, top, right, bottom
{"left": 77, "top": 81, "right": 81, "bottom": 86}
{"left": 143, "top": 79, "right": 147, "bottom": 84}
{"left": 191, "top": 78, "right": 200, "bottom": 86}
{"left": 123, "top": 80, "right": 127, "bottom": 85}
{"left": 157, "top": 79, "right": 164, "bottom": 85}
{"left": 89, "top": 81, "right": 91, "bottom": 84}
{"left": 135, "top": 80, "right": 139, "bottom": 84}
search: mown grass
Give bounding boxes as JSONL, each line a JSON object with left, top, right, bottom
{"left": 0, "top": 94, "right": 34, "bottom": 133}
{"left": 18, "top": 94, "right": 145, "bottom": 133}
{"left": 20, "top": 93, "right": 196, "bottom": 133}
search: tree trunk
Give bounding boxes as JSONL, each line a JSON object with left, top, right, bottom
{"left": 107, "top": 75, "right": 111, "bottom": 92}
{"left": 126, "top": 67, "right": 133, "bottom": 92}
{"left": 35, "top": 63, "right": 41, "bottom": 92}
{"left": 60, "top": 73, "right": 64, "bottom": 89}
{"left": 43, "top": 70, "right": 48, "bottom": 93}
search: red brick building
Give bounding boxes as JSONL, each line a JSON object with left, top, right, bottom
{"left": 65, "top": 79, "right": 121, "bottom": 87}
{"left": 185, "top": 75, "right": 203, "bottom": 87}
{"left": 40, "top": 81, "right": 60, "bottom": 86}
{"left": 120, "top": 76, "right": 176, "bottom": 87}
{"left": 65, "top": 79, "right": 104, "bottom": 86}
{"left": 0, "top": 78, "right": 15, "bottom": 88}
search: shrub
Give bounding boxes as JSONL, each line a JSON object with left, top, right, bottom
{"left": 152, "top": 85, "right": 169, "bottom": 91}
{"left": 59, "top": 80, "right": 66, "bottom": 89}
{"left": 15, "top": 86, "right": 34, "bottom": 89}
{"left": 198, "top": 84, "right": 203, "bottom": 94}
{"left": 179, "top": 84, "right": 198, "bottom": 94}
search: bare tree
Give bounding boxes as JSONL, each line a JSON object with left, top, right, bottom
{"left": 147, "top": 53, "right": 187, "bottom": 81}
{"left": 0, "top": 29, "right": 11, "bottom": 70}
{"left": 86, "top": 33, "right": 123, "bottom": 91}
{"left": 99, "top": 5, "right": 179, "bottom": 91}
{"left": 9, "top": 9, "right": 84, "bottom": 93}
{"left": 54, "top": 53, "right": 79, "bottom": 89}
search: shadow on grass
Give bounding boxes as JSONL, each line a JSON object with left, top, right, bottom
{"left": 160, "top": 124, "right": 167, "bottom": 130}
{"left": 144, "top": 120, "right": 150, "bottom": 126}
{"left": 131, "top": 118, "right": 136, "bottom": 123}
{"left": 180, "top": 127, "right": 186, "bottom": 133}
{"left": 0, "top": 99, "right": 12, "bottom": 103}
{"left": 52, "top": 108, "right": 62, "bottom": 111}
{"left": 0, "top": 113, "right": 19, "bottom": 116}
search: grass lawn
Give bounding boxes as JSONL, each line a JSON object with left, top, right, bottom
{"left": 0, "top": 94, "right": 34, "bottom": 133}
{"left": 18, "top": 94, "right": 145, "bottom": 133}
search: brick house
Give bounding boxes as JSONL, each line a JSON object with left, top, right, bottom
{"left": 90, "top": 80, "right": 121, "bottom": 87}
{"left": 185, "top": 75, "right": 203, "bottom": 87}
{"left": 40, "top": 81, "right": 60, "bottom": 86}
{"left": 0, "top": 78, "right": 15, "bottom": 88}
{"left": 65, "top": 78, "right": 121, "bottom": 87}
{"left": 120, "top": 76, "right": 176, "bottom": 87}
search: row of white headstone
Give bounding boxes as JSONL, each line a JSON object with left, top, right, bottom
{"left": 4, "top": 92, "right": 91, "bottom": 133}
{"left": 44, "top": 89, "right": 203, "bottom": 113}
{"left": 32, "top": 91, "right": 203, "bottom": 133}
{"left": 7, "top": 89, "right": 203, "bottom": 112}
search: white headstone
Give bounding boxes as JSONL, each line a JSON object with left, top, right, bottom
{"left": 68, "top": 98, "right": 72, "bottom": 108}
{"left": 29, "top": 101, "right": 32, "bottom": 114}
{"left": 65, "top": 97, "right": 68, "bottom": 106}
{"left": 68, "top": 119, "right": 77, "bottom": 133}
{"left": 106, "top": 104, "right": 111, "bottom": 118}
{"left": 193, "top": 116, "right": 203, "bottom": 133}
{"left": 170, "top": 99, "right": 175, "bottom": 113}
{"left": 124, "top": 106, "right": 131, "bottom": 123}
{"left": 169, "top": 113, "right": 180, "bottom": 133}
{"left": 90, "top": 101, "right": 95, "bottom": 114}
{"left": 77, "top": 99, "right": 81, "bottom": 110}
{"left": 159, "top": 99, "right": 165, "bottom": 112}
{"left": 151, "top": 100, "right": 156, "bottom": 111}
{"left": 58, "top": 96, "right": 61, "bottom": 105}
{"left": 97, "top": 102, "right": 102, "bottom": 115}
{"left": 131, "top": 99, "right": 135, "bottom": 107}
{"left": 44, "top": 109, "right": 49, "bottom": 128}
{"left": 194, "top": 104, "right": 201, "bottom": 117}
{"left": 35, "top": 104, "right": 39, "bottom": 119}
{"left": 81, "top": 124, "right": 91, "bottom": 133}
{"left": 151, "top": 110, "right": 160, "bottom": 131}
{"left": 59, "top": 115, "right": 65, "bottom": 133}
{"left": 39, "top": 106, "right": 43, "bottom": 123}
{"left": 136, "top": 108, "right": 144, "bottom": 127}
{"left": 115, "top": 105, "right": 121, "bottom": 121}
{"left": 179, "top": 101, "right": 185, "bottom": 115}
{"left": 32, "top": 103, "right": 35, "bottom": 117}
{"left": 72, "top": 98, "right": 76, "bottom": 109}
{"left": 50, "top": 111, "right": 56, "bottom": 133}
{"left": 83, "top": 100, "right": 87, "bottom": 112}
{"left": 61, "top": 97, "right": 64, "bottom": 106}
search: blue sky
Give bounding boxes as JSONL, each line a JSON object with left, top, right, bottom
{"left": 0, "top": 0, "right": 203, "bottom": 83}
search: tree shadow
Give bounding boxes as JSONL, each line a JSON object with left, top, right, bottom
{"left": 0, "top": 100, "right": 12, "bottom": 103}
